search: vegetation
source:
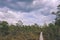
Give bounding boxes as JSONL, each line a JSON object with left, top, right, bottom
{"left": 0, "top": 5, "right": 60, "bottom": 40}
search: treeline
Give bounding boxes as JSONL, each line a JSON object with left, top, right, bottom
{"left": 0, "top": 21, "right": 41, "bottom": 40}
{"left": 0, "top": 21, "right": 60, "bottom": 40}
{"left": 0, "top": 5, "right": 60, "bottom": 40}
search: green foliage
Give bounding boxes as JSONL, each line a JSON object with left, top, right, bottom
{"left": 0, "top": 21, "right": 9, "bottom": 36}
{"left": 0, "top": 21, "right": 41, "bottom": 40}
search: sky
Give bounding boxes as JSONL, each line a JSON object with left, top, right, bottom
{"left": 0, "top": 0, "right": 60, "bottom": 25}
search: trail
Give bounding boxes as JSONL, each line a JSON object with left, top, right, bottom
{"left": 39, "top": 32, "right": 43, "bottom": 40}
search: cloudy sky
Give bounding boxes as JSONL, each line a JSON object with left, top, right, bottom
{"left": 0, "top": 0, "right": 60, "bottom": 25}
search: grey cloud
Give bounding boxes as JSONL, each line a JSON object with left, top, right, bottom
{"left": 0, "top": 0, "right": 33, "bottom": 12}
{"left": 0, "top": 8, "right": 16, "bottom": 19}
{"left": 12, "top": 0, "right": 34, "bottom": 3}
{"left": 0, "top": 0, "right": 59, "bottom": 12}
{"left": 0, "top": 7, "right": 56, "bottom": 25}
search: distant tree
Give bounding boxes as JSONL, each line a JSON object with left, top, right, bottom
{"left": 16, "top": 20, "right": 23, "bottom": 27}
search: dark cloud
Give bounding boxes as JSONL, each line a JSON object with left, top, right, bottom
{"left": 0, "top": 0, "right": 34, "bottom": 12}
{"left": 0, "top": 0, "right": 59, "bottom": 12}
{"left": 12, "top": 0, "right": 34, "bottom": 3}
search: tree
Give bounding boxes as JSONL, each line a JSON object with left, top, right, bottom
{"left": 52, "top": 5, "right": 60, "bottom": 26}
{"left": 52, "top": 4, "right": 60, "bottom": 40}
{"left": 0, "top": 21, "right": 9, "bottom": 36}
{"left": 16, "top": 20, "right": 23, "bottom": 27}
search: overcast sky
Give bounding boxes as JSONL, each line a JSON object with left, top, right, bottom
{"left": 0, "top": 0, "right": 60, "bottom": 25}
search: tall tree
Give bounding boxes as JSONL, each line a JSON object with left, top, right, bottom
{"left": 52, "top": 4, "right": 60, "bottom": 40}
{"left": 52, "top": 5, "right": 60, "bottom": 26}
